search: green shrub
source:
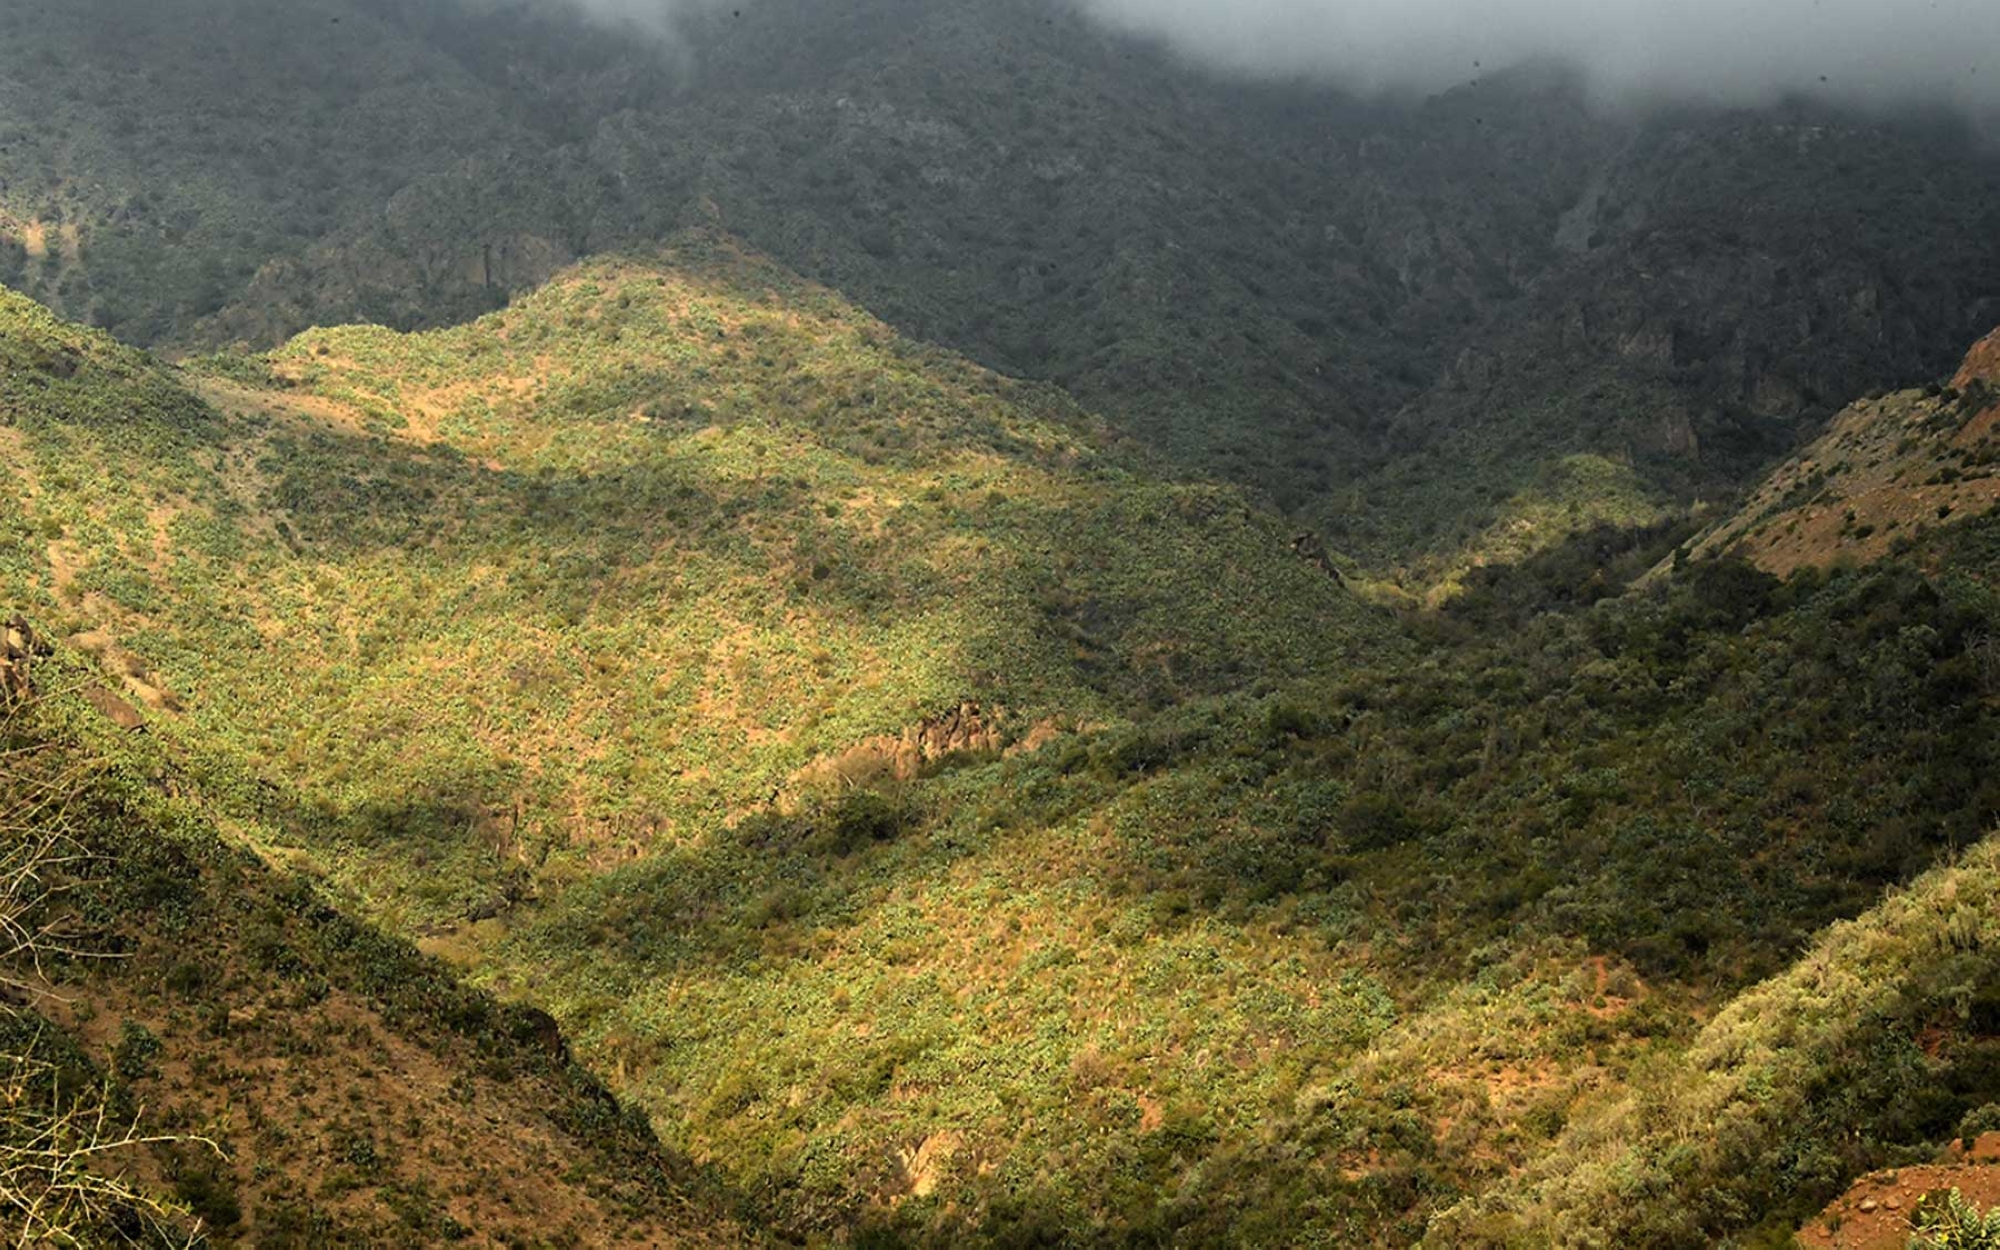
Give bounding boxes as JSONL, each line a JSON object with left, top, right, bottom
{"left": 112, "top": 1019, "right": 162, "bottom": 1082}
{"left": 1913, "top": 1189, "right": 2000, "bottom": 1249}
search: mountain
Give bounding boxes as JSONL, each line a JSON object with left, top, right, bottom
{"left": 9, "top": 267, "right": 2000, "bottom": 1241}
{"left": 10, "top": 0, "right": 2000, "bottom": 1243}
{"left": 1675, "top": 326, "right": 2000, "bottom": 575}
{"left": 7, "top": 0, "right": 2000, "bottom": 574}
{"left": 0, "top": 237, "right": 1383, "bottom": 925}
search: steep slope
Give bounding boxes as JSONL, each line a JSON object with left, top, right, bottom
{"left": 1427, "top": 824, "right": 2000, "bottom": 1247}
{"left": 1367, "top": 113, "right": 2000, "bottom": 559}
{"left": 1676, "top": 325, "right": 2000, "bottom": 575}
{"left": 6, "top": 0, "right": 1999, "bottom": 573}
{"left": 0, "top": 236, "right": 1385, "bottom": 928}
{"left": 0, "top": 0, "right": 656, "bottom": 340}
{"left": 0, "top": 656, "right": 739, "bottom": 1245}
{"left": 619, "top": 16, "right": 2000, "bottom": 565}
{"left": 10, "top": 258, "right": 2000, "bottom": 1240}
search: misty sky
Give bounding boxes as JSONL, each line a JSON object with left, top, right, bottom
{"left": 563, "top": 0, "right": 2000, "bottom": 118}
{"left": 1072, "top": 0, "right": 2000, "bottom": 115}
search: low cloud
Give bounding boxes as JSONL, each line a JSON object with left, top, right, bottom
{"left": 543, "top": 0, "right": 720, "bottom": 32}
{"left": 1069, "top": 0, "right": 1999, "bottom": 116}
{"left": 543, "top": 0, "right": 1999, "bottom": 121}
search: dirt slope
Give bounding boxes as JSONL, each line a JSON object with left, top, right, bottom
{"left": 1673, "top": 326, "right": 2000, "bottom": 576}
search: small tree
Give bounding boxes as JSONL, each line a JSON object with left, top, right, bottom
{"left": 0, "top": 697, "right": 215, "bottom": 1245}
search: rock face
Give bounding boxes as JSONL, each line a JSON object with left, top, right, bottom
{"left": 794, "top": 702, "right": 1007, "bottom": 791}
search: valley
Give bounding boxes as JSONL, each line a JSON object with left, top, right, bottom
{"left": 4, "top": 0, "right": 2000, "bottom": 1244}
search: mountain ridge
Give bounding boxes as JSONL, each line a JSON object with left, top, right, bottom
{"left": 8, "top": 0, "right": 2000, "bottom": 574}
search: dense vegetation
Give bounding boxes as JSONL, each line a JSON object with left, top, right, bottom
{"left": 0, "top": 657, "right": 741, "bottom": 1243}
{"left": 0, "top": 239, "right": 1384, "bottom": 931}
{"left": 7, "top": 252, "right": 2000, "bottom": 1241}
{"left": 8, "top": 2, "right": 2000, "bottom": 1239}
{"left": 6, "top": 0, "right": 2000, "bottom": 576}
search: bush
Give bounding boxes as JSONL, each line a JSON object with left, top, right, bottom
{"left": 112, "top": 1019, "right": 162, "bottom": 1083}
{"left": 816, "top": 788, "right": 916, "bottom": 857}
{"left": 1913, "top": 1189, "right": 2000, "bottom": 1249}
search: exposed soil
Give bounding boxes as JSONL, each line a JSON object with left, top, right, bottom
{"left": 1954, "top": 327, "right": 2000, "bottom": 390}
{"left": 1797, "top": 1133, "right": 2000, "bottom": 1249}
{"left": 1681, "top": 385, "right": 2000, "bottom": 577}
{"left": 53, "top": 968, "right": 733, "bottom": 1247}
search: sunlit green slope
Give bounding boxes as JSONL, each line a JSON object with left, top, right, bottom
{"left": 10, "top": 249, "right": 2000, "bottom": 1245}
{"left": 0, "top": 233, "right": 1386, "bottom": 922}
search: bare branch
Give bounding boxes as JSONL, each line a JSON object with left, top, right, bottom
{"left": 0, "top": 687, "right": 218, "bottom": 1246}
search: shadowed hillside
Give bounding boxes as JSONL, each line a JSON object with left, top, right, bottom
{"left": 9, "top": 271, "right": 2000, "bottom": 1241}
{"left": 0, "top": 656, "right": 742, "bottom": 1245}
{"left": 6, "top": 0, "right": 1999, "bottom": 575}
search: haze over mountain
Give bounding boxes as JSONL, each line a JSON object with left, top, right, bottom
{"left": 1072, "top": 0, "right": 2000, "bottom": 116}
{"left": 555, "top": 0, "right": 2000, "bottom": 119}
{"left": 6, "top": 1, "right": 2000, "bottom": 1245}
{"left": 8, "top": 0, "right": 1998, "bottom": 573}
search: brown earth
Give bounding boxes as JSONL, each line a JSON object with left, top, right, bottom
{"left": 26, "top": 768, "right": 747, "bottom": 1247}
{"left": 54, "top": 977, "right": 727, "bottom": 1247}
{"left": 1954, "top": 327, "right": 2000, "bottom": 390}
{"left": 1798, "top": 1133, "right": 2000, "bottom": 1249}
{"left": 1672, "top": 326, "right": 2000, "bottom": 578}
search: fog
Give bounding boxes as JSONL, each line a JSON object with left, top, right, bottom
{"left": 551, "top": 0, "right": 702, "bottom": 27}
{"left": 1071, "top": 0, "right": 1999, "bottom": 116}
{"left": 552, "top": 0, "right": 1998, "bottom": 120}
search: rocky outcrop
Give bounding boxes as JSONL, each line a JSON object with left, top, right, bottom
{"left": 83, "top": 685, "right": 147, "bottom": 732}
{"left": 69, "top": 630, "right": 184, "bottom": 713}
{"left": 1955, "top": 326, "right": 2000, "bottom": 391}
{"left": 1290, "top": 532, "right": 1345, "bottom": 583}
{"left": 793, "top": 702, "right": 1007, "bottom": 791}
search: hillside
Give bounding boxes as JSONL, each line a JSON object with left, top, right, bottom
{"left": 1429, "top": 821, "right": 2000, "bottom": 1246}
{"left": 0, "top": 235, "right": 1385, "bottom": 929}
{"left": 6, "top": 0, "right": 2000, "bottom": 575}
{"left": 1677, "top": 325, "right": 2000, "bottom": 575}
{"left": 0, "top": 648, "right": 739, "bottom": 1245}
{"left": 11, "top": 4, "right": 2000, "bottom": 1239}
{"left": 9, "top": 268, "right": 2000, "bottom": 1240}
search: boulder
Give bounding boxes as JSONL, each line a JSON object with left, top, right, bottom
{"left": 83, "top": 685, "right": 147, "bottom": 732}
